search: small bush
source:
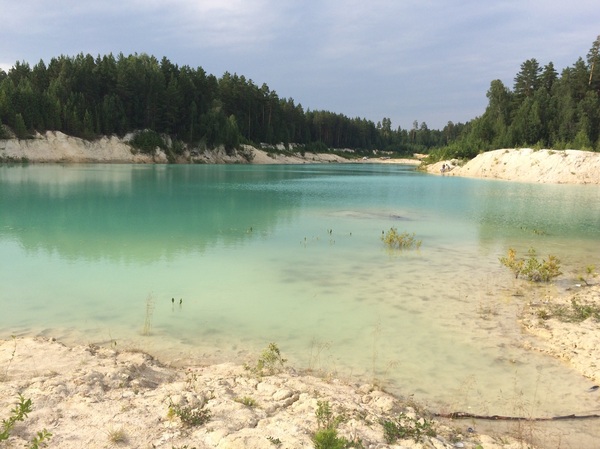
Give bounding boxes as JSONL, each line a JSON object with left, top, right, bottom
{"left": 235, "top": 396, "right": 257, "bottom": 407}
{"left": 266, "top": 436, "right": 282, "bottom": 446}
{"left": 107, "top": 426, "right": 127, "bottom": 444}
{"left": 245, "top": 343, "right": 287, "bottom": 376}
{"left": 312, "top": 401, "right": 353, "bottom": 449}
{"left": 313, "top": 428, "right": 349, "bottom": 449}
{"left": 540, "top": 299, "right": 600, "bottom": 323}
{"left": 499, "top": 248, "right": 561, "bottom": 282}
{"left": 1, "top": 395, "right": 52, "bottom": 448}
{"left": 381, "top": 412, "right": 435, "bottom": 444}
{"left": 168, "top": 402, "right": 211, "bottom": 427}
{"left": 315, "top": 401, "right": 345, "bottom": 430}
{"left": 130, "top": 130, "right": 166, "bottom": 154}
{"left": 381, "top": 228, "right": 421, "bottom": 250}
{"left": 1, "top": 394, "right": 32, "bottom": 441}
{"left": 578, "top": 265, "right": 596, "bottom": 286}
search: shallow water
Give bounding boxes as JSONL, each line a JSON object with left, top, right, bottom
{"left": 1, "top": 164, "right": 600, "bottom": 436}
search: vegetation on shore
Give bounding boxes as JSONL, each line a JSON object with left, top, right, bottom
{"left": 499, "top": 248, "right": 562, "bottom": 282}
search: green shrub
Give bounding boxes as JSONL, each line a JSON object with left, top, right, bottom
{"left": 1, "top": 395, "right": 52, "bottom": 448}
{"left": 130, "top": 130, "right": 166, "bottom": 154}
{"left": 313, "top": 428, "right": 349, "bottom": 449}
{"left": 540, "top": 299, "right": 600, "bottom": 323}
{"left": 167, "top": 402, "right": 211, "bottom": 427}
{"left": 578, "top": 265, "right": 596, "bottom": 286}
{"left": 381, "top": 228, "right": 421, "bottom": 250}
{"left": 499, "top": 248, "right": 561, "bottom": 282}
{"left": 381, "top": 412, "right": 435, "bottom": 444}
{"left": 235, "top": 396, "right": 257, "bottom": 407}
{"left": 245, "top": 343, "right": 287, "bottom": 376}
{"left": 312, "top": 401, "right": 354, "bottom": 449}
{"left": 1, "top": 394, "right": 32, "bottom": 441}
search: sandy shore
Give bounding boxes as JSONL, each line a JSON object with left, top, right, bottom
{"left": 1, "top": 336, "right": 543, "bottom": 449}
{"left": 0, "top": 131, "right": 422, "bottom": 166}
{"left": 520, "top": 284, "right": 600, "bottom": 385}
{"left": 425, "top": 148, "right": 600, "bottom": 185}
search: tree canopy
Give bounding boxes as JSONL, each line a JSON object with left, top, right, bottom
{"left": 0, "top": 53, "right": 446, "bottom": 155}
{"left": 436, "top": 36, "right": 600, "bottom": 159}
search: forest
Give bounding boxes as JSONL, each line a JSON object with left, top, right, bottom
{"left": 0, "top": 35, "right": 599, "bottom": 159}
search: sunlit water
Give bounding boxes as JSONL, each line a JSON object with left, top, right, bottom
{"left": 2, "top": 163, "right": 600, "bottom": 444}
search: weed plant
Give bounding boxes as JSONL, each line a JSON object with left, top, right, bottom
{"left": 142, "top": 294, "right": 155, "bottom": 336}
{"left": 245, "top": 343, "right": 287, "bottom": 376}
{"left": 313, "top": 428, "right": 349, "bottom": 449}
{"left": 107, "top": 426, "right": 127, "bottom": 444}
{"left": 578, "top": 265, "right": 597, "bottom": 285}
{"left": 538, "top": 298, "right": 600, "bottom": 323}
{"left": 167, "top": 401, "right": 211, "bottom": 427}
{"left": 28, "top": 430, "right": 53, "bottom": 449}
{"left": 235, "top": 396, "right": 257, "bottom": 407}
{"left": 312, "top": 401, "right": 354, "bottom": 449}
{"left": 1, "top": 335, "right": 17, "bottom": 381}
{"left": 380, "top": 412, "right": 435, "bottom": 444}
{"left": 267, "top": 436, "right": 283, "bottom": 446}
{"left": 1, "top": 395, "right": 52, "bottom": 448}
{"left": 499, "top": 248, "right": 561, "bottom": 282}
{"left": 1, "top": 394, "right": 32, "bottom": 441}
{"left": 381, "top": 228, "right": 422, "bottom": 250}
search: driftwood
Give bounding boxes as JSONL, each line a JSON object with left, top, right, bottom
{"left": 434, "top": 411, "right": 600, "bottom": 421}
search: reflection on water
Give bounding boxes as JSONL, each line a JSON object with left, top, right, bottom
{"left": 1, "top": 164, "right": 600, "bottom": 433}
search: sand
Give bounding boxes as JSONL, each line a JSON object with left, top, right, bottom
{"left": 425, "top": 148, "right": 600, "bottom": 185}
{"left": 1, "top": 337, "right": 533, "bottom": 449}
{"left": 0, "top": 131, "right": 419, "bottom": 166}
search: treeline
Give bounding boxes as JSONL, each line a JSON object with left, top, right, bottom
{"left": 2, "top": 37, "right": 599, "bottom": 160}
{"left": 0, "top": 53, "right": 449, "bottom": 155}
{"left": 436, "top": 36, "right": 600, "bottom": 159}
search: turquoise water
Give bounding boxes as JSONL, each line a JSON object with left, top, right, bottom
{"left": 2, "top": 163, "right": 600, "bottom": 422}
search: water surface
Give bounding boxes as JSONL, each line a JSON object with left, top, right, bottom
{"left": 1, "top": 164, "right": 600, "bottom": 434}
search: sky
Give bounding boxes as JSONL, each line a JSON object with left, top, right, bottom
{"left": 1, "top": 1, "right": 599, "bottom": 131}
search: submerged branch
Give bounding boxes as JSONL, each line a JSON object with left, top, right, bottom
{"left": 434, "top": 411, "right": 600, "bottom": 421}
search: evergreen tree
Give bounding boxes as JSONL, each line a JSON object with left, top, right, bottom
{"left": 514, "top": 58, "right": 541, "bottom": 100}
{"left": 13, "top": 113, "right": 28, "bottom": 139}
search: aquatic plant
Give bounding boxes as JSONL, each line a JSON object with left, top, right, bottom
{"left": 381, "top": 228, "right": 421, "bottom": 250}
{"left": 142, "top": 294, "right": 155, "bottom": 336}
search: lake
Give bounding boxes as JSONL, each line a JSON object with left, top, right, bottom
{"left": 1, "top": 163, "right": 600, "bottom": 429}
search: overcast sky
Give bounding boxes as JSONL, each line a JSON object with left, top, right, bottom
{"left": 1, "top": 1, "right": 599, "bottom": 130}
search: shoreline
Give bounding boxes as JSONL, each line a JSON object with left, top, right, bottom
{"left": 0, "top": 335, "right": 553, "bottom": 449}
{"left": 2, "top": 280, "right": 599, "bottom": 448}
{"left": 3, "top": 132, "right": 600, "bottom": 186}
{"left": 0, "top": 131, "right": 423, "bottom": 166}
{"left": 424, "top": 148, "right": 600, "bottom": 185}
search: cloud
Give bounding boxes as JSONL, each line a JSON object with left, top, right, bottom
{"left": 1, "top": 0, "right": 600, "bottom": 129}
